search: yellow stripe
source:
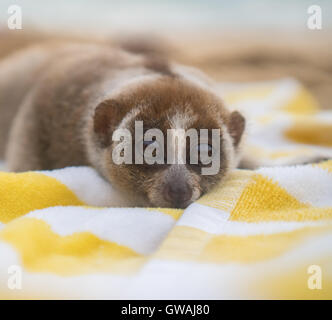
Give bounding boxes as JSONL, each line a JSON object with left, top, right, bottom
{"left": 155, "top": 225, "right": 332, "bottom": 263}
{"left": 285, "top": 119, "right": 332, "bottom": 147}
{"left": 202, "top": 227, "right": 332, "bottom": 263}
{"left": 154, "top": 226, "right": 210, "bottom": 261}
{"left": 197, "top": 170, "right": 253, "bottom": 212}
{"left": 230, "top": 174, "right": 332, "bottom": 222}
{"left": 0, "top": 218, "right": 144, "bottom": 275}
{"left": 282, "top": 88, "right": 319, "bottom": 115}
{"left": 0, "top": 172, "right": 85, "bottom": 223}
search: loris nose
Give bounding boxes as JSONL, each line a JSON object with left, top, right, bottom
{"left": 164, "top": 182, "right": 193, "bottom": 208}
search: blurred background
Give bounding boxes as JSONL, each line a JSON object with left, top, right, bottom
{"left": 0, "top": 0, "right": 331, "bottom": 108}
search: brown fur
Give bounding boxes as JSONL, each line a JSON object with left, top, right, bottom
{"left": 0, "top": 41, "right": 245, "bottom": 208}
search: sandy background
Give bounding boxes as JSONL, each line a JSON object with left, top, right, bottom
{"left": 0, "top": 0, "right": 331, "bottom": 110}
{"left": 1, "top": 28, "right": 331, "bottom": 111}
{"left": 172, "top": 31, "right": 332, "bottom": 110}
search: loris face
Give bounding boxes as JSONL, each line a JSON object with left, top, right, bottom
{"left": 92, "top": 77, "right": 245, "bottom": 208}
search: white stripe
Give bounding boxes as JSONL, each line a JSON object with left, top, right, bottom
{"left": 27, "top": 206, "right": 176, "bottom": 255}
{"left": 39, "top": 166, "right": 130, "bottom": 207}
{"left": 177, "top": 203, "right": 230, "bottom": 233}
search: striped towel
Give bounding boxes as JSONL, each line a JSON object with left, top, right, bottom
{"left": 0, "top": 78, "right": 331, "bottom": 299}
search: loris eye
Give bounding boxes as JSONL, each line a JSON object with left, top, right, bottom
{"left": 195, "top": 143, "right": 213, "bottom": 165}
{"left": 196, "top": 143, "right": 212, "bottom": 153}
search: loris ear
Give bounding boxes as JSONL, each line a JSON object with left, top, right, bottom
{"left": 227, "top": 111, "right": 246, "bottom": 147}
{"left": 93, "top": 99, "right": 125, "bottom": 148}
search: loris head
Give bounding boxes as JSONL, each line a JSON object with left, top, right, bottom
{"left": 90, "top": 76, "right": 245, "bottom": 208}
